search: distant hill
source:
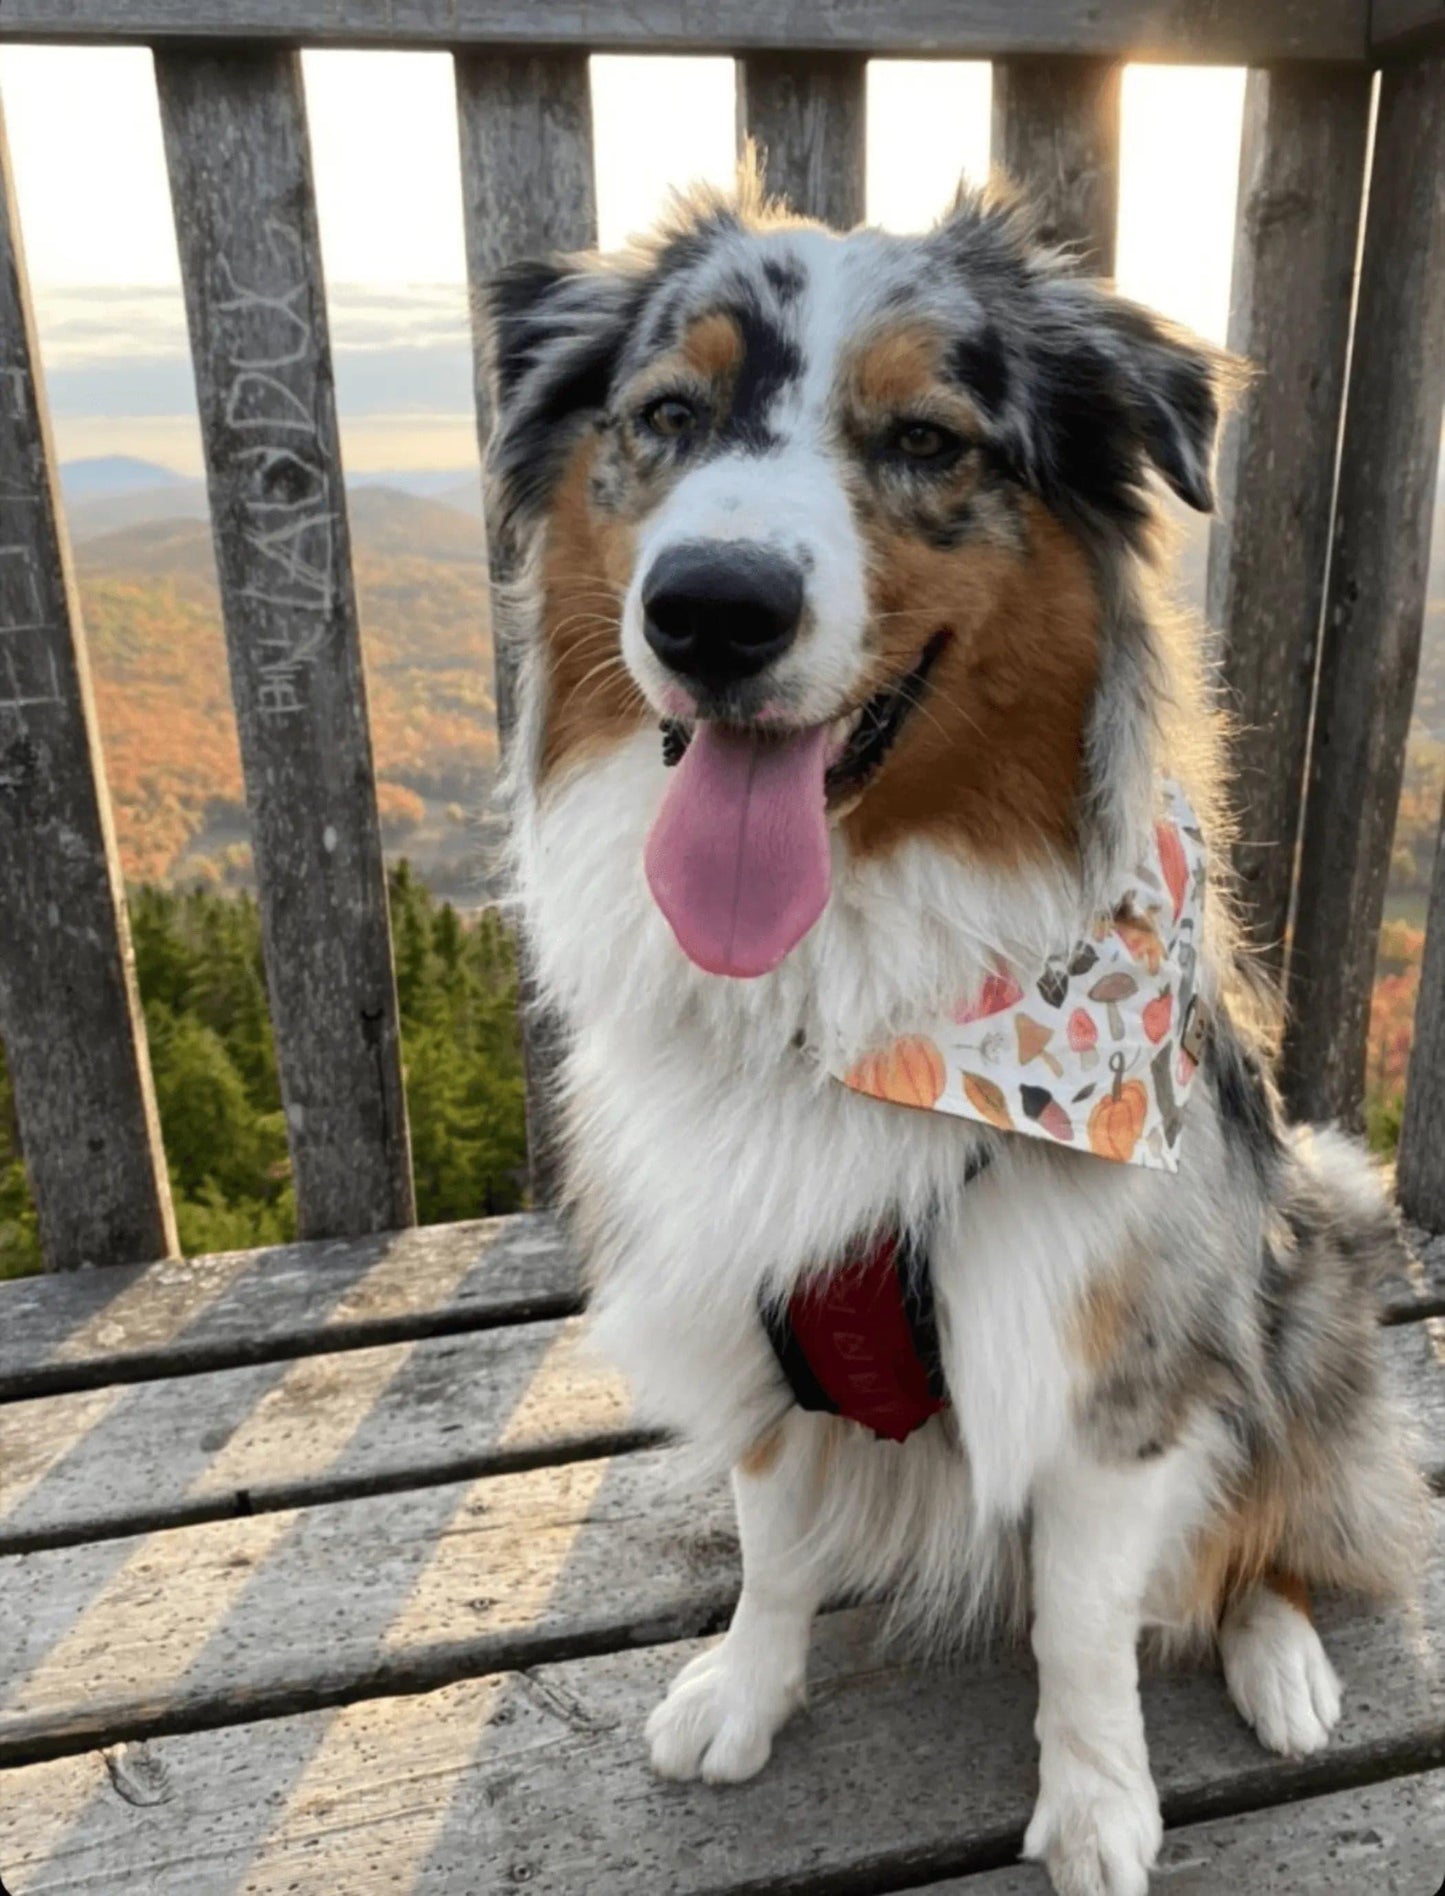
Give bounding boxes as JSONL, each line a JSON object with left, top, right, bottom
{"left": 60, "top": 455, "right": 187, "bottom": 500}
{"left": 74, "top": 488, "right": 499, "bottom": 901}
{"left": 66, "top": 480, "right": 213, "bottom": 541}
{"left": 59, "top": 461, "right": 488, "bottom": 541}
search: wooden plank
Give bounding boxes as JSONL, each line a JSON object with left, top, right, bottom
{"left": 1373, "top": 0, "right": 1445, "bottom": 55}
{"left": 2, "top": 1510, "right": 1442, "bottom": 1895}
{"left": 1399, "top": 795, "right": 1445, "bottom": 1231}
{"left": 155, "top": 48, "right": 413, "bottom": 1238}
{"left": 0, "top": 1, "right": 1370, "bottom": 62}
{"left": 0, "top": 1212, "right": 578, "bottom": 1401}
{"left": 0, "top": 1447, "right": 735, "bottom": 1765}
{"left": 1382, "top": 1227, "right": 1445, "bottom": 1322}
{"left": 737, "top": 53, "right": 867, "bottom": 228}
{"left": 454, "top": 49, "right": 597, "bottom": 1205}
{"left": 3, "top": 1247, "right": 1437, "bottom": 1549}
{"left": 921, "top": 1768, "right": 1445, "bottom": 1892}
{"left": 0, "top": 1321, "right": 1437, "bottom": 1753}
{"left": 0, "top": 100, "right": 176, "bottom": 1272}
{"left": 1281, "top": 53, "right": 1445, "bottom": 1128}
{"left": 990, "top": 56, "right": 1121, "bottom": 273}
{"left": 1204, "top": 65, "right": 1372, "bottom": 972}
{"left": 0, "top": 1316, "right": 639, "bottom": 1553}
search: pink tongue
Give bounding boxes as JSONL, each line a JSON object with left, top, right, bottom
{"left": 645, "top": 723, "right": 832, "bottom": 979}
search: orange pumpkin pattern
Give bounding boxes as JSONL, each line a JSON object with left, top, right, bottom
{"left": 1088, "top": 1068, "right": 1149, "bottom": 1162}
{"left": 845, "top": 1034, "right": 946, "bottom": 1109}
{"left": 831, "top": 779, "right": 1208, "bottom": 1174}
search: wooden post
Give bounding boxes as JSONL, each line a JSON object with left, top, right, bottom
{"left": 990, "top": 56, "right": 1121, "bottom": 272}
{"left": 455, "top": 51, "right": 598, "bottom": 1205}
{"left": 0, "top": 100, "right": 177, "bottom": 1270}
{"left": 1205, "top": 67, "right": 1371, "bottom": 972}
{"left": 1282, "top": 54, "right": 1445, "bottom": 1128}
{"left": 736, "top": 53, "right": 867, "bottom": 227}
{"left": 1398, "top": 790, "right": 1445, "bottom": 1228}
{"left": 156, "top": 49, "right": 414, "bottom": 1238}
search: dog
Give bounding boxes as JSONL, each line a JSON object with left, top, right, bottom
{"left": 480, "top": 175, "right": 1427, "bottom": 1896}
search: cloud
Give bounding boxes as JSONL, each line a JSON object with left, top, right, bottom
{"left": 34, "top": 282, "right": 476, "bottom": 418}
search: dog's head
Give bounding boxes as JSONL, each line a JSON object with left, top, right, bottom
{"left": 484, "top": 182, "right": 1221, "bottom": 980}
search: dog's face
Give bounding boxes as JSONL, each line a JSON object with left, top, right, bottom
{"left": 487, "top": 187, "right": 1219, "bottom": 979}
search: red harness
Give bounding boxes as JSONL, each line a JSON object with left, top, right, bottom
{"left": 760, "top": 1155, "right": 987, "bottom": 1442}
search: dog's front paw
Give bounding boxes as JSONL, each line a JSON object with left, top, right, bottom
{"left": 1023, "top": 1735, "right": 1162, "bottom": 1896}
{"left": 1220, "top": 1585, "right": 1342, "bottom": 1759}
{"left": 646, "top": 1636, "right": 804, "bottom": 1785}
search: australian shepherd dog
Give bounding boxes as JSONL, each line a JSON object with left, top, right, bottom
{"left": 480, "top": 176, "right": 1426, "bottom": 1896}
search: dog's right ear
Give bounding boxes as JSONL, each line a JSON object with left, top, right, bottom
{"left": 481, "top": 256, "right": 645, "bottom": 541}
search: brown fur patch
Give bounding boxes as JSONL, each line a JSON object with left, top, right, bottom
{"left": 851, "top": 325, "right": 948, "bottom": 411}
{"left": 842, "top": 499, "right": 1099, "bottom": 863}
{"left": 738, "top": 1423, "right": 785, "bottom": 1479}
{"left": 537, "top": 433, "right": 650, "bottom": 784}
{"left": 1070, "top": 1254, "right": 1145, "bottom": 1378}
{"left": 1266, "top": 1570, "right": 1313, "bottom": 1618}
{"left": 1185, "top": 1479, "right": 1295, "bottom": 1627}
{"left": 681, "top": 310, "right": 744, "bottom": 381}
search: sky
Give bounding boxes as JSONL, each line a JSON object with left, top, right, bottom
{"left": 0, "top": 47, "right": 1245, "bottom": 477}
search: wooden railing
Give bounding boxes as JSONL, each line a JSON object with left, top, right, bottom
{"left": 1, "top": 3, "right": 1443, "bottom": 1268}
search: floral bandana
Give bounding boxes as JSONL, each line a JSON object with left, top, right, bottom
{"left": 832, "top": 781, "right": 1210, "bottom": 1172}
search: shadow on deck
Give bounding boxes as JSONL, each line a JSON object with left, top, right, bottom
{"left": 1, "top": 1213, "right": 1443, "bottom": 1893}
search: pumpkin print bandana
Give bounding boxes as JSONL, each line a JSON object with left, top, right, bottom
{"left": 834, "top": 781, "right": 1209, "bottom": 1172}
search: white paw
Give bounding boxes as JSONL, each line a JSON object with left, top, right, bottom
{"left": 1220, "top": 1587, "right": 1342, "bottom": 1759}
{"left": 1024, "top": 1736, "right": 1163, "bottom": 1896}
{"left": 645, "top": 1636, "right": 804, "bottom": 1785}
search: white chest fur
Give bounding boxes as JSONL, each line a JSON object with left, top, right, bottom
{"left": 522, "top": 735, "right": 1147, "bottom": 1526}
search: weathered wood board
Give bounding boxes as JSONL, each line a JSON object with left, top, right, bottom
{"left": 8, "top": 1295, "right": 1441, "bottom": 1556}
{"left": 2, "top": 1511, "right": 1442, "bottom": 1895}
{"left": 1, "top": 1209, "right": 1437, "bottom": 1403}
{"left": 1399, "top": 798, "right": 1445, "bottom": 1230}
{"left": 990, "top": 55, "right": 1121, "bottom": 273}
{"left": 454, "top": 48, "right": 596, "bottom": 1204}
{"left": 0, "top": 0, "right": 1370, "bottom": 62}
{"left": 157, "top": 48, "right": 413, "bottom": 1238}
{"left": 1372, "top": 0, "right": 1445, "bottom": 53}
{"left": 0, "top": 99, "right": 177, "bottom": 1273}
{"left": 2, "top": 1323, "right": 1439, "bottom": 1760}
{"left": 0, "top": 1448, "right": 736, "bottom": 1764}
{"left": 922, "top": 1767, "right": 1445, "bottom": 1893}
{"left": 1282, "top": 52, "right": 1445, "bottom": 1126}
{"left": 0, "top": 1214, "right": 577, "bottom": 1400}
{"left": 1205, "top": 64, "right": 1372, "bottom": 972}
{"left": 0, "top": 1318, "right": 639, "bottom": 1551}
{"left": 737, "top": 52, "right": 866, "bottom": 228}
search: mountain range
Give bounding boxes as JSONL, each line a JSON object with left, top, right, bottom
{"left": 67, "top": 468, "right": 500, "bottom": 902}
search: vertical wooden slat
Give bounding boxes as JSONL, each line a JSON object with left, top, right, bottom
{"left": 1282, "top": 54, "right": 1445, "bottom": 1128}
{"left": 736, "top": 52, "right": 866, "bottom": 227}
{"left": 990, "top": 56, "right": 1121, "bottom": 272}
{"left": 0, "top": 100, "right": 176, "bottom": 1270}
{"left": 1205, "top": 66, "right": 1371, "bottom": 971}
{"left": 455, "top": 51, "right": 597, "bottom": 1204}
{"left": 155, "top": 49, "right": 413, "bottom": 1239}
{"left": 1399, "top": 792, "right": 1445, "bottom": 1229}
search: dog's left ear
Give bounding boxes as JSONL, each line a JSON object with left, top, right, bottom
{"left": 1095, "top": 296, "right": 1221, "bottom": 513}
{"left": 1023, "top": 279, "right": 1224, "bottom": 522}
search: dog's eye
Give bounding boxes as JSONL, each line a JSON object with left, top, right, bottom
{"left": 890, "top": 420, "right": 961, "bottom": 464}
{"left": 641, "top": 396, "right": 702, "bottom": 441}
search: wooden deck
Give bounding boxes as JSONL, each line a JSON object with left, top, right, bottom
{"left": 1, "top": 1216, "right": 1443, "bottom": 1894}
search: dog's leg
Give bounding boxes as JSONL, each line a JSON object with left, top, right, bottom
{"left": 647, "top": 1414, "right": 826, "bottom": 1784}
{"left": 1023, "top": 1448, "right": 1176, "bottom": 1896}
{"left": 1219, "top": 1573, "right": 1341, "bottom": 1758}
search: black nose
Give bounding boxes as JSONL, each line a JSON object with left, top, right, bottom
{"left": 642, "top": 542, "right": 804, "bottom": 689}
